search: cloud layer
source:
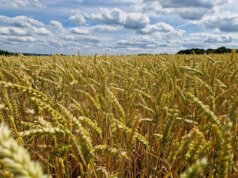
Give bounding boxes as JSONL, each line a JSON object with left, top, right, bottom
{"left": 0, "top": 0, "right": 237, "bottom": 54}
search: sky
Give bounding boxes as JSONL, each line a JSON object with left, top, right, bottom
{"left": 0, "top": 0, "right": 238, "bottom": 55}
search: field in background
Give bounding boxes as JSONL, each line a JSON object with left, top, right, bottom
{"left": 0, "top": 52, "right": 237, "bottom": 177}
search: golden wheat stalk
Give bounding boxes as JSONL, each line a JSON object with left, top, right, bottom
{"left": 0, "top": 123, "right": 50, "bottom": 178}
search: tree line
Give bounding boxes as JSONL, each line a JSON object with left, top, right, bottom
{"left": 177, "top": 47, "right": 237, "bottom": 55}
{"left": 1, "top": 47, "right": 237, "bottom": 56}
{"left": 0, "top": 50, "right": 16, "bottom": 56}
{"left": 0, "top": 50, "right": 54, "bottom": 56}
{"left": 138, "top": 47, "right": 237, "bottom": 56}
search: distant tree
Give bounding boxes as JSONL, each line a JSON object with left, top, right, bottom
{"left": 214, "top": 47, "right": 232, "bottom": 54}
{"left": 0, "top": 50, "right": 15, "bottom": 56}
{"left": 177, "top": 47, "right": 237, "bottom": 55}
{"left": 160, "top": 52, "right": 169, "bottom": 55}
{"left": 138, "top": 53, "right": 154, "bottom": 56}
{"left": 0, "top": 49, "right": 53, "bottom": 56}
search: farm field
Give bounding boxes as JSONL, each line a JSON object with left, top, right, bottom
{"left": 0, "top": 52, "right": 238, "bottom": 178}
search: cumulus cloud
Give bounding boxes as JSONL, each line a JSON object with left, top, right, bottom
{"left": 117, "top": 39, "right": 157, "bottom": 49}
{"left": 181, "top": 32, "right": 236, "bottom": 49}
{"left": 5, "top": 36, "right": 36, "bottom": 42}
{"left": 0, "top": 15, "right": 53, "bottom": 49}
{"left": 32, "top": 27, "right": 51, "bottom": 36}
{"left": 116, "top": 32, "right": 182, "bottom": 51}
{"left": 117, "top": 39, "right": 169, "bottom": 49}
{"left": 0, "top": 27, "right": 28, "bottom": 36}
{"left": 204, "top": 35, "right": 232, "bottom": 43}
{"left": 157, "top": 0, "right": 214, "bottom": 9}
{"left": 70, "top": 27, "right": 90, "bottom": 35}
{"left": 59, "top": 34, "right": 100, "bottom": 43}
{"left": 0, "top": 15, "right": 108, "bottom": 54}
{"left": 69, "top": 10, "right": 86, "bottom": 25}
{"left": 0, "top": 15, "right": 44, "bottom": 28}
{"left": 0, "top": 0, "right": 43, "bottom": 8}
{"left": 50, "top": 21, "right": 63, "bottom": 31}
{"left": 70, "top": 8, "right": 150, "bottom": 29}
{"left": 140, "top": 0, "right": 226, "bottom": 20}
{"left": 144, "top": 0, "right": 225, "bottom": 8}
{"left": 202, "top": 13, "right": 238, "bottom": 32}
{"left": 68, "top": 7, "right": 186, "bottom": 52}
{"left": 138, "top": 22, "right": 184, "bottom": 35}
{"left": 90, "top": 25, "right": 120, "bottom": 32}
{"left": 0, "top": 16, "right": 51, "bottom": 37}
{"left": 69, "top": 25, "right": 120, "bottom": 35}
{"left": 177, "top": 8, "right": 209, "bottom": 20}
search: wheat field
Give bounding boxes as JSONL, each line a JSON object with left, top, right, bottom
{"left": 0, "top": 51, "right": 237, "bottom": 178}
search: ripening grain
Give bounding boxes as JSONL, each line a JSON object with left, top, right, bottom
{"left": 0, "top": 52, "right": 238, "bottom": 177}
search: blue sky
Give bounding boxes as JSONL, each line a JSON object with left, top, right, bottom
{"left": 0, "top": 0, "right": 238, "bottom": 55}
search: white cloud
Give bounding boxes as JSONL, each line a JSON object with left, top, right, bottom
{"left": 204, "top": 35, "right": 232, "bottom": 43}
{"left": 69, "top": 25, "right": 120, "bottom": 35}
{"left": 69, "top": 10, "right": 86, "bottom": 25}
{"left": 201, "top": 12, "right": 238, "bottom": 32}
{"left": 90, "top": 25, "right": 120, "bottom": 32}
{"left": 0, "top": 15, "right": 44, "bottom": 28}
{"left": 70, "top": 27, "right": 90, "bottom": 35}
{"left": 177, "top": 8, "right": 209, "bottom": 20}
{"left": 0, "top": 0, "right": 43, "bottom": 8}
{"left": 156, "top": 0, "right": 213, "bottom": 9}
{"left": 0, "top": 15, "right": 107, "bottom": 54}
{"left": 180, "top": 31, "right": 238, "bottom": 50}
{"left": 138, "top": 22, "right": 184, "bottom": 35}
{"left": 70, "top": 8, "right": 150, "bottom": 29}
{"left": 116, "top": 30, "right": 183, "bottom": 52}
{"left": 139, "top": 0, "right": 226, "bottom": 20}
{"left": 144, "top": 0, "right": 225, "bottom": 8}
{"left": 117, "top": 39, "right": 167, "bottom": 49}
{"left": 32, "top": 27, "right": 51, "bottom": 36}
{"left": 2, "top": 36, "right": 36, "bottom": 42}
{"left": 50, "top": 20, "right": 63, "bottom": 31}
{"left": 0, "top": 27, "right": 28, "bottom": 36}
